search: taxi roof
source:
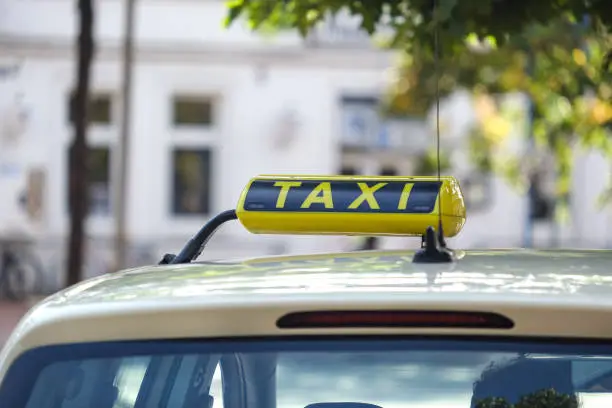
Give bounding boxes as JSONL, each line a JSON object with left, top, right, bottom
{"left": 48, "top": 248, "right": 612, "bottom": 306}
{"left": 3, "top": 248, "right": 612, "bottom": 376}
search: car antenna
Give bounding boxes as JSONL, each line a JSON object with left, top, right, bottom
{"left": 413, "top": 0, "right": 455, "bottom": 264}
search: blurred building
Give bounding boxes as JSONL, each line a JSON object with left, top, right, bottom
{"left": 0, "top": 0, "right": 611, "bottom": 289}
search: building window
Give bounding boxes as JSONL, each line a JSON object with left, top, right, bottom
{"left": 66, "top": 146, "right": 112, "bottom": 216}
{"left": 172, "top": 149, "right": 212, "bottom": 215}
{"left": 88, "top": 147, "right": 111, "bottom": 215}
{"left": 340, "top": 96, "right": 381, "bottom": 149}
{"left": 172, "top": 96, "right": 214, "bottom": 127}
{"left": 68, "top": 93, "right": 113, "bottom": 125}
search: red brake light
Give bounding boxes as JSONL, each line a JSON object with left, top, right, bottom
{"left": 276, "top": 310, "right": 514, "bottom": 329}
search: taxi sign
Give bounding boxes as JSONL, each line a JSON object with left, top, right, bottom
{"left": 236, "top": 175, "right": 466, "bottom": 237}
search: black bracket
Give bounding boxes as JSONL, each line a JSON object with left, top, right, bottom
{"left": 160, "top": 209, "right": 456, "bottom": 265}
{"left": 412, "top": 223, "right": 456, "bottom": 264}
{"left": 159, "top": 209, "right": 238, "bottom": 265}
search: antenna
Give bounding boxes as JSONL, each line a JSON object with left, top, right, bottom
{"left": 412, "top": 0, "right": 455, "bottom": 264}
{"left": 434, "top": 0, "right": 445, "bottom": 248}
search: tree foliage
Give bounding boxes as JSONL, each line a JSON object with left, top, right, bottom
{"left": 475, "top": 388, "right": 579, "bottom": 408}
{"left": 385, "top": 16, "right": 612, "bottom": 210}
{"left": 225, "top": 0, "right": 611, "bottom": 56}
{"left": 226, "top": 0, "right": 612, "bottom": 212}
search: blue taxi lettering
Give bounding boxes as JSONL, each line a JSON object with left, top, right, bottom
{"left": 244, "top": 180, "right": 441, "bottom": 213}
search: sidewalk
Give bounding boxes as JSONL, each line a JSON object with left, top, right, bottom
{"left": 0, "top": 301, "right": 34, "bottom": 344}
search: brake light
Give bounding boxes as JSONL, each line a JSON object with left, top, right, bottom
{"left": 276, "top": 310, "right": 514, "bottom": 329}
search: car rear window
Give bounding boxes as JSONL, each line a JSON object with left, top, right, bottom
{"left": 2, "top": 337, "right": 612, "bottom": 408}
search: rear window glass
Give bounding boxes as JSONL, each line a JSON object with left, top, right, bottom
{"left": 2, "top": 338, "right": 612, "bottom": 408}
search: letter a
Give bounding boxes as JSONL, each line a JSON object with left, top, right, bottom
{"left": 301, "top": 182, "right": 334, "bottom": 209}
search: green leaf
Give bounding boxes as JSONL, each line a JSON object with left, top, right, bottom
{"left": 436, "top": 0, "right": 459, "bottom": 24}
{"left": 223, "top": 0, "right": 246, "bottom": 27}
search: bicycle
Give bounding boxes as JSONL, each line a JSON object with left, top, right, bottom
{"left": 0, "top": 240, "right": 45, "bottom": 301}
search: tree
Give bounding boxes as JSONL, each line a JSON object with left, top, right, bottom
{"left": 224, "top": 0, "right": 611, "bottom": 55}
{"left": 67, "top": 0, "right": 94, "bottom": 286}
{"left": 384, "top": 17, "right": 612, "bottom": 214}
{"left": 475, "top": 388, "right": 579, "bottom": 408}
{"left": 225, "top": 0, "right": 612, "bottom": 214}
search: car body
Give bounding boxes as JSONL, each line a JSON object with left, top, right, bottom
{"left": 2, "top": 175, "right": 612, "bottom": 407}
{"left": 2, "top": 249, "right": 612, "bottom": 407}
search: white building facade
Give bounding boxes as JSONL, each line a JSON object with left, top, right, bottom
{"left": 1, "top": 0, "right": 611, "bottom": 290}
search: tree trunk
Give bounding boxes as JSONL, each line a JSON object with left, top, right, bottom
{"left": 66, "top": 0, "right": 94, "bottom": 287}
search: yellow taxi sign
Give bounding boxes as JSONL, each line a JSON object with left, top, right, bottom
{"left": 236, "top": 175, "right": 466, "bottom": 237}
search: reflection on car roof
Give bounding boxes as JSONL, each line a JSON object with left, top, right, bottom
{"left": 49, "top": 249, "right": 612, "bottom": 306}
